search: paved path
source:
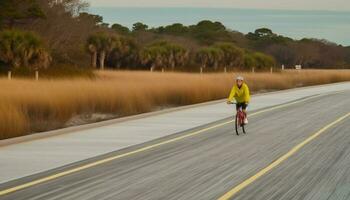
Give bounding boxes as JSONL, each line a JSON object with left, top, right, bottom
{"left": 0, "top": 83, "right": 349, "bottom": 200}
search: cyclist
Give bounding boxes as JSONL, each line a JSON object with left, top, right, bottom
{"left": 227, "top": 76, "right": 250, "bottom": 124}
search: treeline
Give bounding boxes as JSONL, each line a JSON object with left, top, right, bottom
{"left": 0, "top": 0, "right": 349, "bottom": 74}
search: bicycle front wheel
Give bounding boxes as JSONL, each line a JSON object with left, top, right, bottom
{"left": 242, "top": 122, "right": 246, "bottom": 134}
{"left": 235, "top": 114, "right": 239, "bottom": 135}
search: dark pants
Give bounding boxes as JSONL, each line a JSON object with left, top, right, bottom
{"left": 236, "top": 102, "right": 248, "bottom": 111}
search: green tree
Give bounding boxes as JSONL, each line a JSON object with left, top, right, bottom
{"left": 194, "top": 20, "right": 226, "bottom": 31}
{"left": 0, "top": 0, "right": 45, "bottom": 28}
{"left": 78, "top": 12, "right": 103, "bottom": 26}
{"left": 170, "top": 44, "right": 188, "bottom": 68}
{"left": 246, "top": 28, "right": 292, "bottom": 49}
{"left": 252, "top": 52, "right": 276, "bottom": 69}
{"left": 111, "top": 23, "right": 130, "bottom": 35}
{"left": 196, "top": 47, "right": 224, "bottom": 69}
{"left": 100, "top": 23, "right": 109, "bottom": 28}
{"left": 140, "top": 41, "right": 188, "bottom": 70}
{"left": 132, "top": 22, "right": 148, "bottom": 32}
{"left": 189, "top": 20, "right": 230, "bottom": 44}
{"left": 161, "top": 23, "right": 189, "bottom": 35}
{"left": 87, "top": 32, "right": 119, "bottom": 70}
{"left": 140, "top": 45, "right": 166, "bottom": 69}
{"left": 0, "top": 29, "right": 50, "bottom": 69}
{"left": 108, "top": 36, "right": 138, "bottom": 68}
{"left": 243, "top": 53, "right": 257, "bottom": 69}
{"left": 214, "top": 43, "right": 244, "bottom": 68}
{"left": 98, "top": 33, "right": 118, "bottom": 70}
{"left": 254, "top": 28, "right": 274, "bottom": 37}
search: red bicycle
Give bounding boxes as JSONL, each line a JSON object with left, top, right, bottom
{"left": 228, "top": 102, "right": 246, "bottom": 135}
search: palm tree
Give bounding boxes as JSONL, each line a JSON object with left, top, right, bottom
{"left": 98, "top": 34, "right": 117, "bottom": 70}
{"left": 140, "top": 46, "right": 167, "bottom": 69}
{"left": 214, "top": 43, "right": 244, "bottom": 68}
{"left": 196, "top": 47, "right": 224, "bottom": 69}
{"left": 167, "top": 44, "right": 188, "bottom": 70}
{"left": 196, "top": 48, "right": 209, "bottom": 69}
{"left": 33, "top": 48, "right": 51, "bottom": 69}
{"left": 0, "top": 30, "right": 22, "bottom": 68}
{"left": 108, "top": 37, "right": 139, "bottom": 69}
{"left": 21, "top": 32, "right": 42, "bottom": 67}
{"left": 140, "top": 41, "right": 188, "bottom": 70}
{"left": 87, "top": 32, "right": 119, "bottom": 70}
{"left": 0, "top": 29, "right": 49, "bottom": 69}
{"left": 87, "top": 35, "right": 99, "bottom": 68}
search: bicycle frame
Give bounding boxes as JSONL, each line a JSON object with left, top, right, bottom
{"left": 236, "top": 108, "right": 245, "bottom": 127}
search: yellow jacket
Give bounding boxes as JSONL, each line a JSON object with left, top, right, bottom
{"left": 228, "top": 83, "right": 250, "bottom": 103}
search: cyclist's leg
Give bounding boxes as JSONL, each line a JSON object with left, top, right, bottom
{"left": 237, "top": 102, "right": 245, "bottom": 111}
{"left": 235, "top": 103, "right": 241, "bottom": 111}
{"left": 241, "top": 103, "right": 248, "bottom": 114}
{"left": 242, "top": 103, "right": 248, "bottom": 123}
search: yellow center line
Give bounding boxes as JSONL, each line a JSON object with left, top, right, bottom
{"left": 0, "top": 94, "right": 328, "bottom": 196}
{"left": 218, "top": 112, "right": 350, "bottom": 200}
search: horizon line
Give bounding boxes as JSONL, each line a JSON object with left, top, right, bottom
{"left": 88, "top": 6, "right": 350, "bottom": 13}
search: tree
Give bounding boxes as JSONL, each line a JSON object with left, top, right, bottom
{"left": 87, "top": 32, "right": 119, "bottom": 70}
{"left": 0, "top": 29, "right": 50, "bottom": 69}
{"left": 254, "top": 28, "right": 274, "bottom": 37}
{"left": 100, "top": 23, "right": 109, "bottom": 28}
{"left": 189, "top": 20, "right": 230, "bottom": 44}
{"left": 98, "top": 34, "right": 118, "bottom": 70}
{"left": 108, "top": 36, "right": 138, "bottom": 68}
{"left": 169, "top": 44, "right": 188, "bottom": 68}
{"left": 140, "top": 41, "right": 188, "bottom": 70}
{"left": 78, "top": 12, "right": 103, "bottom": 26}
{"left": 195, "top": 20, "right": 226, "bottom": 31}
{"left": 0, "top": 0, "right": 45, "bottom": 29}
{"left": 252, "top": 52, "right": 276, "bottom": 69}
{"left": 266, "top": 44, "right": 297, "bottom": 66}
{"left": 111, "top": 23, "right": 130, "bottom": 35}
{"left": 140, "top": 46, "right": 166, "bottom": 69}
{"left": 86, "top": 35, "right": 98, "bottom": 68}
{"left": 243, "top": 53, "right": 257, "bottom": 69}
{"left": 159, "top": 23, "right": 189, "bottom": 35}
{"left": 196, "top": 47, "right": 224, "bottom": 69}
{"left": 21, "top": 31, "right": 42, "bottom": 67}
{"left": 25, "top": 0, "right": 99, "bottom": 67}
{"left": 132, "top": 22, "right": 148, "bottom": 32}
{"left": 214, "top": 43, "right": 244, "bottom": 68}
{"left": 246, "top": 28, "right": 292, "bottom": 51}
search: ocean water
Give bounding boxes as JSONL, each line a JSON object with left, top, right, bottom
{"left": 89, "top": 7, "right": 350, "bottom": 46}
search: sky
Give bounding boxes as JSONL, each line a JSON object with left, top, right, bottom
{"left": 88, "top": 0, "right": 349, "bottom": 11}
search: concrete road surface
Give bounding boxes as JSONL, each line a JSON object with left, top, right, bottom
{"left": 0, "top": 88, "right": 350, "bottom": 199}
{"left": 1, "top": 82, "right": 350, "bottom": 185}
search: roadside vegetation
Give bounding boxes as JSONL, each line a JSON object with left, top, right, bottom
{"left": 0, "top": 0, "right": 350, "bottom": 76}
{"left": 1, "top": 70, "right": 350, "bottom": 140}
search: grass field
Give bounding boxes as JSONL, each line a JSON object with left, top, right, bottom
{"left": 1, "top": 69, "right": 350, "bottom": 140}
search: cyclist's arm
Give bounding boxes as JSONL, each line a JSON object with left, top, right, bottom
{"left": 244, "top": 84, "right": 251, "bottom": 104}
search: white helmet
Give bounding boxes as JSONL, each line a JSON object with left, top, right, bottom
{"left": 236, "top": 76, "right": 244, "bottom": 81}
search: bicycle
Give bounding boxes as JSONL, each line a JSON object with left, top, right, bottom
{"left": 228, "top": 102, "right": 246, "bottom": 135}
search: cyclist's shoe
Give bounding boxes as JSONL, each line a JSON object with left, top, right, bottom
{"left": 244, "top": 118, "right": 248, "bottom": 124}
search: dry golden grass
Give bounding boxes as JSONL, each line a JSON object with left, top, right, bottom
{"left": 1, "top": 69, "right": 350, "bottom": 140}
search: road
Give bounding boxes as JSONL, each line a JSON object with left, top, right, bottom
{"left": 1, "top": 90, "right": 350, "bottom": 200}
